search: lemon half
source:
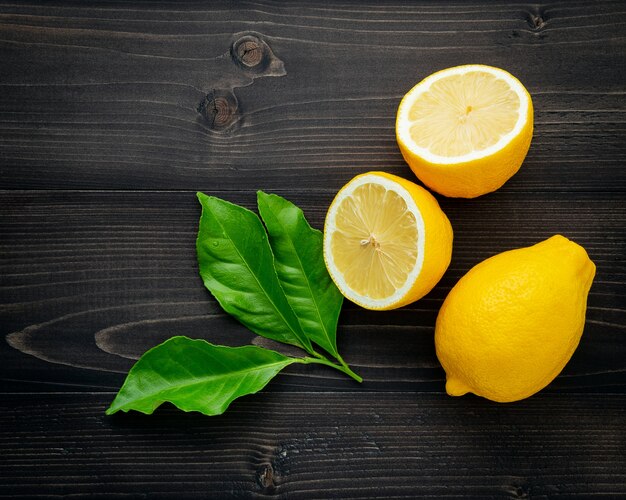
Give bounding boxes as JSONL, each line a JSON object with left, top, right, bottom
{"left": 396, "top": 64, "right": 533, "bottom": 198}
{"left": 323, "top": 171, "right": 453, "bottom": 310}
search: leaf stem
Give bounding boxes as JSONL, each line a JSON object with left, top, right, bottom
{"left": 336, "top": 354, "right": 362, "bottom": 382}
{"left": 300, "top": 356, "right": 363, "bottom": 383}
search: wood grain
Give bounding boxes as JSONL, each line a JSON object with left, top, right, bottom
{"left": 0, "top": 393, "right": 624, "bottom": 498}
{"left": 0, "top": 1, "right": 624, "bottom": 191}
{"left": 1, "top": 0, "right": 625, "bottom": 497}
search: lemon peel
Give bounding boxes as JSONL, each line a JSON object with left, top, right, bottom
{"left": 435, "top": 235, "right": 595, "bottom": 402}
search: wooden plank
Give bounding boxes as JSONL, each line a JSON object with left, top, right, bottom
{"left": 0, "top": 392, "right": 624, "bottom": 498}
{"left": 0, "top": 1, "right": 624, "bottom": 191}
{"left": 2, "top": 190, "right": 624, "bottom": 393}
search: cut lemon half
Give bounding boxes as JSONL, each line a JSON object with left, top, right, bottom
{"left": 323, "top": 171, "right": 453, "bottom": 310}
{"left": 396, "top": 65, "right": 533, "bottom": 198}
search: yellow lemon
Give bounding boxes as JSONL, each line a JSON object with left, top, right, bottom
{"left": 396, "top": 64, "right": 533, "bottom": 198}
{"left": 435, "top": 235, "right": 596, "bottom": 402}
{"left": 323, "top": 171, "right": 453, "bottom": 310}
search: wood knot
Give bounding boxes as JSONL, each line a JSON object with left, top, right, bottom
{"left": 231, "top": 34, "right": 276, "bottom": 74}
{"left": 230, "top": 35, "right": 271, "bottom": 73}
{"left": 255, "top": 463, "right": 276, "bottom": 492}
{"left": 527, "top": 10, "right": 547, "bottom": 31}
{"left": 504, "top": 480, "right": 530, "bottom": 498}
{"left": 197, "top": 89, "right": 239, "bottom": 132}
{"left": 234, "top": 38, "right": 264, "bottom": 68}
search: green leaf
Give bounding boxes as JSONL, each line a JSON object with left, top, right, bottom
{"left": 196, "top": 192, "right": 312, "bottom": 352}
{"left": 257, "top": 191, "right": 344, "bottom": 360}
{"left": 106, "top": 337, "right": 300, "bottom": 416}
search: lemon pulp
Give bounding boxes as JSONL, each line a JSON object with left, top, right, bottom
{"left": 330, "top": 182, "right": 418, "bottom": 300}
{"left": 408, "top": 71, "right": 521, "bottom": 158}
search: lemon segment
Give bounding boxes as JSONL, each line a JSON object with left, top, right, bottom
{"left": 323, "top": 172, "right": 453, "bottom": 311}
{"left": 396, "top": 64, "right": 533, "bottom": 198}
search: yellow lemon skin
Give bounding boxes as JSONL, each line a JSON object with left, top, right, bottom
{"left": 435, "top": 235, "right": 595, "bottom": 403}
{"left": 398, "top": 111, "right": 533, "bottom": 198}
{"left": 396, "top": 66, "right": 534, "bottom": 198}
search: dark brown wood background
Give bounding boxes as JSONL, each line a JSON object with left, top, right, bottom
{"left": 1, "top": 1, "right": 624, "bottom": 497}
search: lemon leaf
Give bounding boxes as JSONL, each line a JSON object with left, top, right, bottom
{"left": 196, "top": 193, "right": 312, "bottom": 352}
{"left": 257, "top": 191, "right": 344, "bottom": 361}
{"left": 106, "top": 337, "right": 301, "bottom": 416}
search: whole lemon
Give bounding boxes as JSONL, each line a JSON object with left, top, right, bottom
{"left": 435, "top": 235, "right": 595, "bottom": 402}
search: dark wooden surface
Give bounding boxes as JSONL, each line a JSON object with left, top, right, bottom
{"left": 1, "top": 1, "right": 624, "bottom": 498}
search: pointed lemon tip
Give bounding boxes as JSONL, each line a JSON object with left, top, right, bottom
{"left": 543, "top": 235, "right": 596, "bottom": 286}
{"left": 445, "top": 377, "right": 471, "bottom": 397}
